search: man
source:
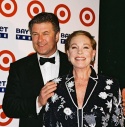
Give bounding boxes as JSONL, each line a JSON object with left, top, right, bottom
{"left": 2, "top": 12, "right": 71, "bottom": 127}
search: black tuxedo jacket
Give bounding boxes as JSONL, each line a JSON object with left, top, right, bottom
{"left": 2, "top": 50, "right": 71, "bottom": 127}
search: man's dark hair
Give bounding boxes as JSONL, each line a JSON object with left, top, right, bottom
{"left": 28, "top": 12, "right": 60, "bottom": 34}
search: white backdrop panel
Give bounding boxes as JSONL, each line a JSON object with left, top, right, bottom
{"left": 0, "top": 0, "right": 100, "bottom": 126}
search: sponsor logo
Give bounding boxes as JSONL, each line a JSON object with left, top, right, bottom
{"left": 16, "top": 28, "right": 31, "bottom": 41}
{"left": 61, "top": 33, "right": 70, "bottom": 44}
{"left": 54, "top": 4, "right": 71, "bottom": 24}
{"left": 0, "top": 26, "right": 8, "bottom": 39}
{"left": 0, "top": 0, "right": 17, "bottom": 17}
{"left": 0, "top": 81, "right": 6, "bottom": 93}
{"left": 0, "top": 50, "right": 16, "bottom": 71}
{"left": 79, "top": 7, "right": 95, "bottom": 26}
{"left": 0, "top": 105, "right": 13, "bottom": 126}
{"left": 27, "top": 1, "right": 45, "bottom": 18}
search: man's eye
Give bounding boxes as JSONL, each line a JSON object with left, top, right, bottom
{"left": 32, "top": 33, "right": 38, "bottom": 36}
{"left": 43, "top": 33, "right": 49, "bottom": 35}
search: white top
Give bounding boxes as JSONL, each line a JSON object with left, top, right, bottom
{"left": 37, "top": 50, "right": 59, "bottom": 84}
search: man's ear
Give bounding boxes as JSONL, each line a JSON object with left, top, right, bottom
{"left": 55, "top": 32, "right": 60, "bottom": 42}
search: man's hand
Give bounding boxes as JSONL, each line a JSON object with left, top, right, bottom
{"left": 122, "top": 88, "right": 125, "bottom": 116}
{"left": 38, "top": 81, "right": 57, "bottom": 107}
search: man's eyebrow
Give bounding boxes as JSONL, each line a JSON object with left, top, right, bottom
{"left": 43, "top": 31, "right": 49, "bottom": 33}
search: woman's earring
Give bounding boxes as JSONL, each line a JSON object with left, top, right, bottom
{"left": 91, "top": 57, "right": 94, "bottom": 62}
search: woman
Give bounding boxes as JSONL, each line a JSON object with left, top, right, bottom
{"left": 43, "top": 30, "right": 124, "bottom": 127}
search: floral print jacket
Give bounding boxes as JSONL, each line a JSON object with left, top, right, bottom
{"left": 43, "top": 66, "right": 124, "bottom": 127}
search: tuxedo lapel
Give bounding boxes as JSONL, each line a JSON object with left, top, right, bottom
{"left": 65, "top": 75, "right": 78, "bottom": 107}
{"left": 83, "top": 67, "right": 98, "bottom": 107}
{"left": 26, "top": 53, "right": 44, "bottom": 95}
{"left": 83, "top": 78, "right": 97, "bottom": 106}
{"left": 58, "top": 51, "right": 71, "bottom": 76}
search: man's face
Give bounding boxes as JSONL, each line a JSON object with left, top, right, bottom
{"left": 31, "top": 22, "right": 59, "bottom": 57}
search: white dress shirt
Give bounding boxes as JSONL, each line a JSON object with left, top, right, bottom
{"left": 36, "top": 50, "right": 60, "bottom": 113}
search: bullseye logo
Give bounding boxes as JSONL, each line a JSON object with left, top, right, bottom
{"left": 0, "top": 105, "right": 13, "bottom": 126}
{"left": 0, "top": 50, "right": 16, "bottom": 71}
{"left": 79, "top": 7, "right": 95, "bottom": 26}
{"left": 54, "top": 4, "right": 71, "bottom": 24}
{"left": 0, "top": 0, "right": 17, "bottom": 17}
{"left": 27, "top": 1, "right": 45, "bottom": 18}
{"left": 28, "top": 52, "right": 35, "bottom": 56}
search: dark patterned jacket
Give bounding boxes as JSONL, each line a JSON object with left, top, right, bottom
{"left": 43, "top": 66, "right": 124, "bottom": 127}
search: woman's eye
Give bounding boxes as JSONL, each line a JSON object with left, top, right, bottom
{"left": 71, "top": 46, "right": 77, "bottom": 49}
{"left": 84, "top": 46, "right": 89, "bottom": 49}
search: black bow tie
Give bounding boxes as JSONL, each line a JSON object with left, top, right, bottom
{"left": 39, "top": 57, "right": 55, "bottom": 65}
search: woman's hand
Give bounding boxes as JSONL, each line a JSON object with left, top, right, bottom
{"left": 38, "top": 81, "right": 57, "bottom": 107}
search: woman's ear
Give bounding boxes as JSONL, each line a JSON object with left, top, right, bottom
{"left": 92, "top": 50, "right": 96, "bottom": 59}
{"left": 66, "top": 50, "right": 69, "bottom": 57}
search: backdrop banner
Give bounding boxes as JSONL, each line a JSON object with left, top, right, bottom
{"left": 0, "top": 0, "right": 100, "bottom": 126}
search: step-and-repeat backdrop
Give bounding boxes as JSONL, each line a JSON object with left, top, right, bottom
{"left": 0, "top": 0, "right": 100, "bottom": 126}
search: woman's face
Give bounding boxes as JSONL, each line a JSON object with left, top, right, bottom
{"left": 67, "top": 34, "right": 96, "bottom": 69}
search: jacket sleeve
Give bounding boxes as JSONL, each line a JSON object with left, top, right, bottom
{"left": 2, "top": 63, "right": 38, "bottom": 118}
{"left": 110, "top": 80, "right": 124, "bottom": 127}
{"left": 42, "top": 102, "right": 57, "bottom": 127}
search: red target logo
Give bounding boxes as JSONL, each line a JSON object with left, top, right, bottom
{"left": 79, "top": 7, "right": 95, "bottom": 27}
{"left": 0, "top": 105, "right": 13, "bottom": 126}
{"left": 0, "top": 0, "right": 17, "bottom": 17}
{"left": 54, "top": 4, "right": 71, "bottom": 24}
{"left": 28, "top": 52, "right": 35, "bottom": 56}
{"left": 27, "top": 1, "right": 45, "bottom": 19}
{"left": 0, "top": 50, "right": 16, "bottom": 71}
